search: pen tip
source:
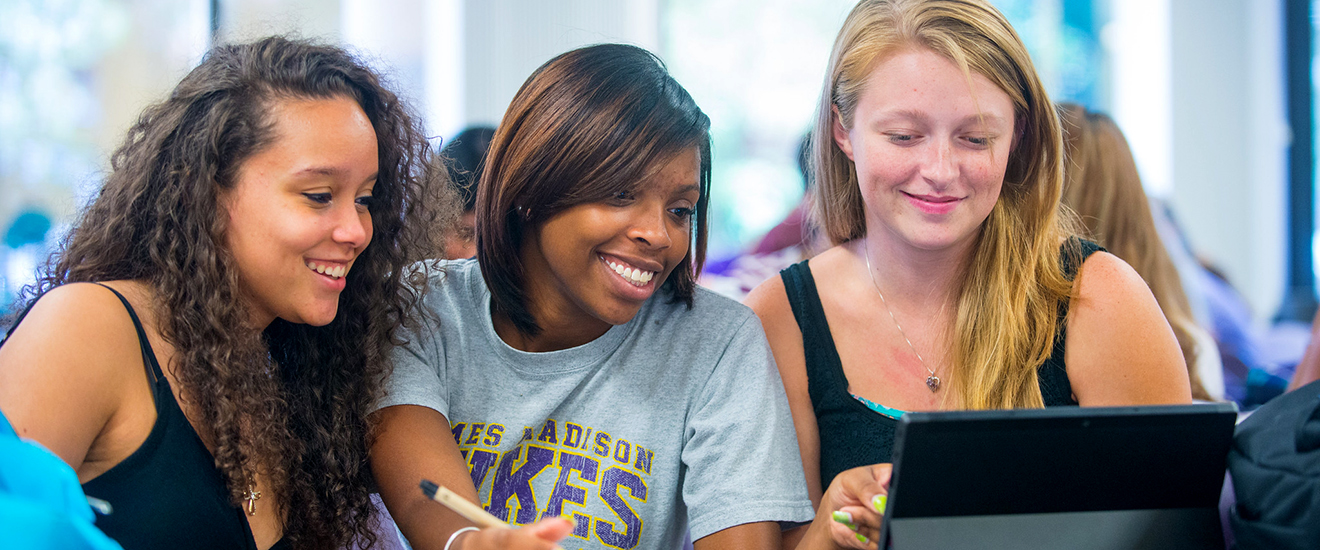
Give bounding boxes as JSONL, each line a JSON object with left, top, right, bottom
{"left": 419, "top": 479, "right": 439, "bottom": 499}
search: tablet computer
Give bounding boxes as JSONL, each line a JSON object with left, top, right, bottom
{"left": 879, "top": 403, "right": 1237, "bottom": 550}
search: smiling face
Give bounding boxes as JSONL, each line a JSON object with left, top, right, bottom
{"left": 520, "top": 147, "right": 701, "bottom": 337}
{"left": 223, "top": 95, "right": 379, "bottom": 328}
{"left": 833, "top": 47, "right": 1016, "bottom": 254}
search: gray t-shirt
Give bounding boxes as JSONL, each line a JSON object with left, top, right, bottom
{"left": 379, "top": 259, "right": 814, "bottom": 549}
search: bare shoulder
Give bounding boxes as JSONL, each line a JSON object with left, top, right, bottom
{"left": 745, "top": 264, "right": 809, "bottom": 364}
{"left": 1065, "top": 252, "right": 1193, "bottom": 405}
{"left": 1072, "top": 250, "right": 1146, "bottom": 300}
{"left": 745, "top": 272, "right": 791, "bottom": 325}
{"left": 745, "top": 245, "right": 849, "bottom": 324}
{"left": 0, "top": 281, "right": 149, "bottom": 465}
{"left": 5, "top": 282, "right": 145, "bottom": 348}
{"left": 744, "top": 273, "right": 803, "bottom": 373}
{"left": 1068, "top": 251, "right": 1179, "bottom": 331}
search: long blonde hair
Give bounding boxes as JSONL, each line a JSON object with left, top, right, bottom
{"left": 1058, "top": 103, "right": 1211, "bottom": 400}
{"left": 813, "top": 0, "right": 1078, "bottom": 409}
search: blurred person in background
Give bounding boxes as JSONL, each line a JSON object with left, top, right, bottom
{"left": 1287, "top": 309, "right": 1320, "bottom": 391}
{"left": 751, "top": 134, "right": 819, "bottom": 256}
{"left": 1058, "top": 102, "right": 1222, "bottom": 401}
{"left": 438, "top": 126, "right": 496, "bottom": 260}
{"left": 700, "top": 134, "right": 821, "bottom": 300}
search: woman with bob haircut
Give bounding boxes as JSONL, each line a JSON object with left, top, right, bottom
{"left": 370, "top": 43, "right": 820, "bottom": 550}
{"left": 746, "top": 0, "right": 1193, "bottom": 546}
{"left": 0, "top": 36, "right": 439, "bottom": 549}
{"left": 1058, "top": 102, "right": 1220, "bottom": 401}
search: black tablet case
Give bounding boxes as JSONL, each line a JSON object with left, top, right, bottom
{"left": 881, "top": 404, "right": 1237, "bottom": 550}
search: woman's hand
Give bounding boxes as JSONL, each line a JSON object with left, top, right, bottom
{"left": 373, "top": 405, "right": 573, "bottom": 550}
{"left": 808, "top": 463, "right": 892, "bottom": 550}
{"left": 452, "top": 517, "right": 573, "bottom": 550}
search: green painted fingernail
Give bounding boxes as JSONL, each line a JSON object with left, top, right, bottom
{"left": 872, "top": 494, "right": 888, "bottom": 514}
{"left": 856, "top": 532, "right": 870, "bottom": 544}
{"left": 832, "top": 510, "right": 853, "bottom": 524}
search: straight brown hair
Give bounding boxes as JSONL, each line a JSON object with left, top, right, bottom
{"left": 475, "top": 43, "right": 712, "bottom": 336}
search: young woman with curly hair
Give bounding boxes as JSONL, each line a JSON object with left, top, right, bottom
{"left": 0, "top": 36, "right": 438, "bottom": 550}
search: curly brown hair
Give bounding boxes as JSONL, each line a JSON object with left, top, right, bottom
{"left": 23, "top": 36, "right": 439, "bottom": 548}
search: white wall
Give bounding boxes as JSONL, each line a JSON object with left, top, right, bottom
{"left": 459, "top": 0, "right": 660, "bottom": 130}
{"left": 217, "top": 0, "right": 341, "bottom": 42}
{"left": 1107, "top": 0, "right": 1174, "bottom": 197}
{"left": 330, "top": 0, "right": 661, "bottom": 140}
{"left": 1167, "top": 0, "right": 1287, "bottom": 321}
{"left": 91, "top": 0, "right": 210, "bottom": 202}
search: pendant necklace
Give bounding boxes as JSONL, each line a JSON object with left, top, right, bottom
{"left": 243, "top": 485, "right": 262, "bottom": 516}
{"left": 864, "top": 241, "right": 941, "bottom": 392}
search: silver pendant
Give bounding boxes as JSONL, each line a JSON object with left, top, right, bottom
{"left": 926, "top": 375, "right": 941, "bottom": 392}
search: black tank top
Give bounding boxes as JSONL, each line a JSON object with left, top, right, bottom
{"left": 3, "top": 284, "right": 290, "bottom": 550}
{"left": 780, "top": 239, "right": 1100, "bottom": 488}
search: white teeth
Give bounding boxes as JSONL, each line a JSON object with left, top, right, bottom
{"left": 604, "top": 258, "right": 656, "bottom": 287}
{"left": 307, "top": 262, "right": 348, "bottom": 280}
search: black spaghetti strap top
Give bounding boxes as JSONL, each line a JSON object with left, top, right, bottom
{"left": 2, "top": 284, "right": 290, "bottom": 550}
{"left": 781, "top": 239, "right": 1101, "bottom": 489}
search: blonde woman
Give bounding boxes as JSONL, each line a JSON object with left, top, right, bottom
{"left": 745, "top": 1, "right": 1192, "bottom": 546}
{"left": 1058, "top": 103, "right": 1221, "bottom": 401}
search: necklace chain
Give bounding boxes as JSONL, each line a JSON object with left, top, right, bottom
{"left": 864, "top": 240, "right": 942, "bottom": 392}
